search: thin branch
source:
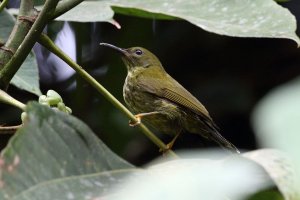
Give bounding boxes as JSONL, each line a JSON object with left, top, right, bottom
{"left": 0, "top": 89, "right": 26, "bottom": 110}
{"left": 38, "top": 33, "right": 178, "bottom": 158}
{"left": 0, "top": 125, "right": 22, "bottom": 134}
{"left": 0, "top": 0, "right": 59, "bottom": 90}
{"left": 51, "top": 0, "right": 84, "bottom": 19}
{"left": 0, "top": 0, "right": 9, "bottom": 12}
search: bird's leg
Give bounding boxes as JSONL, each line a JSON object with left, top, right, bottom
{"left": 129, "top": 111, "right": 160, "bottom": 127}
{"left": 159, "top": 131, "right": 181, "bottom": 153}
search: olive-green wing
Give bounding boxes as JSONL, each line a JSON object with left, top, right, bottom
{"left": 138, "top": 73, "right": 211, "bottom": 120}
{"left": 161, "top": 87, "right": 210, "bottom": 117}
{"left": 138, "top": 73, "right": 240, "bottom": 153}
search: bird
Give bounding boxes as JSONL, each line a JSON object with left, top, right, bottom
{"left": 100, "top": 43, "right": 240, "bottom": 154}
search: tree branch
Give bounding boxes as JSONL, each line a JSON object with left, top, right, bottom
{"left": 0, "top": 0, "right": 59, "bottom": 90}
{"left": 38, "top": 33, "right": 178, "bottom": 158}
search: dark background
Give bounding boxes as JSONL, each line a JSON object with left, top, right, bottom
{"left": 1, "top": 1, "right": 300, "bottom": 165}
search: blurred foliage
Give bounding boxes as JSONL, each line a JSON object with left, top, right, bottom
{"left": 0, "top": 103, "right": 292, "bottom": 200}
{"left": 1, "top": 0, "right": 300, "bottom": 199}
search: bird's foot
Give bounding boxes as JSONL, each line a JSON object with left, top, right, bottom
{"left": 159, "top": 142, "right": 174, "bottom": 154}
{"left": 128, "top": 111, "right": 160, "bottom": 127}
{"left": 159, "top": 132, "right": 181, "bottom": 154}
{"left": 129, "top": 114, "right": 142, "bottom": 127}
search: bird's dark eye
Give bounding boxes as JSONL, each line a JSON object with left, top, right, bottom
{"left": 135, "top": 49, "right": 143, "bottom": 56}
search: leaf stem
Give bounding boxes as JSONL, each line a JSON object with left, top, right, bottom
{"left": 0, "top": 89, "right": 26, "bottom": 110}
{"left": 38, "top": 33, "right": 178, "bottom": 158}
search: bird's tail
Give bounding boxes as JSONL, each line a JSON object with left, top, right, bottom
{"left": 211, "top": 130, "right": 240, "bottom": 154}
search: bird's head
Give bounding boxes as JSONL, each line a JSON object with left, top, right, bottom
{"left": 100, "top": 43, "right": 163, "bottom": 72}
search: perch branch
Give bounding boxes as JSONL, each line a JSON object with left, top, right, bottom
{"left": 38, "top": 33, "right": 178, "bottom": 158}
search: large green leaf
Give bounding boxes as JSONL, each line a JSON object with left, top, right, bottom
{"left": 244, "top": 149, "right": 298, "bottom": 200}
{"left": 0, "top": 102, "right": 134, "bottom": 199}
{"left": 12, "top": 170, "right": 138, "bottom": 200}
{"left": 0, "top": 9, "right": 41, "bottom": 96}
{"left": 106, "top": 151, "right": 276, "bottom": 200}
{"left": 54, "top": 0, "right": 300, "bottom": 45}
{"left": 0, "top": 103, "right": 291, "bottom": 199}
{"left": 252, "top": 77, "right": 300, "bottom": 199}
{"left": 56, "top": 1, "right": 115, "bottom": 23}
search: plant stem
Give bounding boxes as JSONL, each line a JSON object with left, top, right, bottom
{"left": 0, "top": 0, "right": 9, "bottom": 12}
{"left": 0, "top": 89, "right": 26, "bottom": 110}
{"left": 0, "top": 0, "right": 59, "bottom": 90}
{"left": 51, "top": 0, "right": 84, "bottom": 19}
{"left": 38, "top": 33, "right": 178, "bottom": 158}
{"left": 0, "top": 0, "right": 35, "bottom": 87}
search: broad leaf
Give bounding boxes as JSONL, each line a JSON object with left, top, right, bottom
{"left": 56, "top": 2, "right": 115, "bottom": 23}
{"left": 12, "top": 170, "right": 138, "bottom": 200}
{"left": 252, "top": 77, "right": 300, "bottom": 199}
{"left": 0, "top": 102, "right": 134, "bottom": 199}
{"left": 244, "top": 149, "right": 299, "bottom": 200}
{"left": 54, "top": 0, "right": 300, "bottom": 45}
{"left": 107, "top": 151, "right": 275, "bottom": 200}
{"left": 0, "top": 103, "right": 290, "bottom": 199}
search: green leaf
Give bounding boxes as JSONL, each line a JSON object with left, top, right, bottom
{"left": 55, "top": 1, "right": 117, "bottom": 25}
{"left": 12, "top": 170, "right": 138, "bottom": 200}
{"left": 0, "top": 102, "right": 287, "bottom": 199}
{"left": 107, "top": 151, "right": 274, "bottom": 200}
{"left": 243, "top": 149, "right": 298, "bottom": 200}
{"left": 11, "top": 52, "right": 42, "bottom": 96}
{"left": 0, "top": 102, "right": 134, "bottom": 199}
{"left": 109, "top": 0, "right": 299, "bottom": 44}
{"left": 252, "top": 77, "right": 300, "bottom": 198}
{"left": 55, "top": 0, "right": 299, "bottom": 45}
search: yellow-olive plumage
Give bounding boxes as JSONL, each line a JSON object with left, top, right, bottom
{"left": 100, "top": 43, "right": 239, "bottom": 153}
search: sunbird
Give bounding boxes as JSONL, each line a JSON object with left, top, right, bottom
{"left": 100, "top": 43, "right": 239, "bottom": 153}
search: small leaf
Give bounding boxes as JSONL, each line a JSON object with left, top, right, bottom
{"left": 0, "top": 102, "right": 134, "bottom": 199}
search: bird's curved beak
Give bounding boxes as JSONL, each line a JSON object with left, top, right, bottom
{"left": 99, "top": 43, "right": 127, "bottom": 56}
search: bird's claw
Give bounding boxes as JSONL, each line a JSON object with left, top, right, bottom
{"left": 129, "top": 115, "right": 141, "bottom": 127}
{"left": 159, "top": 143, "right": 173, "bottom": 154}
